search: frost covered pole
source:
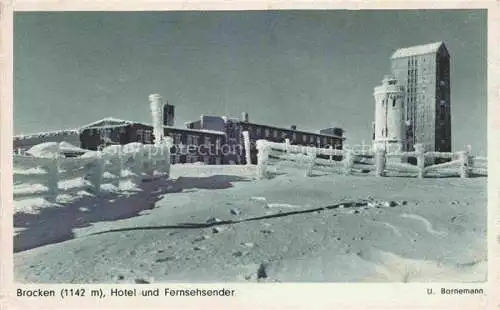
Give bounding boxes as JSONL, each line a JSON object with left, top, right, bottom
{"left": 46, "top": 150, "right": 60, "bottom": 202}
{"left": 305, "top": 147, "right": 315, "bottom": 177}
{"left": 242, "top": 131, "right": 252, "bottom": 165}
{"left": 343, "top": 149, "right": 354, "bottom": 176}
{"left": 328, "top": 145, "right": 334, "bottom": 163}
{"left": 87, "top": 151, "right": 104, "bottom": 194}
{"left": 374, "top": 146, "right": 386, "bottom": 177}
{"left": 459, "top": 146, "right": 471, "bottom": 179}
{"left": 256, "top": 140, "right": 269, "bottom": 179}
{"left": 149, "top": 93, "right": 164, "bottom": 146}
{"left": 285, "top": 138, "right": 290, "bottom": 155}
{"left": 164, "top": 136, "right": 173, "bottom": 177}
{"left": 415, "top": 144, "right": 425, "bottom": 178}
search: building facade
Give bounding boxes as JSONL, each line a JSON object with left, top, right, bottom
{"left": 186, "top": 113, "right": 345, "bottom": 165}
{"left": 14, "top": 129, "right": 81, "bottom": 154}
{"left": 17, "top": 98, "right": 345, "bottom": 165}
{"left": 79, "top": 118, "right": 225, "bottom": 165}
{"left": 390, "top": 42, "right": 451, "bottom": 155}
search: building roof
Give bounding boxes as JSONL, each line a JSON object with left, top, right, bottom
{"left": 79, "top": 117, "right": 135, "bottom": 129}
{"left": 391, "top": 42, "right": 445, "bottom": 59}
{"left": 243, "top": 121, "right": 345, "bottom": 140}
{"left": 164, "top": 126, "right": 226, "bottom": 136}
{"left": 14, "top": 129, "right": 80, "bottom": 140}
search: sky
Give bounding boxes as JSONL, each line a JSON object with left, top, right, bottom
{"left": 14, "top": 10, "right": 487, "bottom": 154}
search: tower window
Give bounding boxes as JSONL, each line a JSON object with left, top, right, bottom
{"left": 392, "top": 97, "right": 397, "bottom": 107}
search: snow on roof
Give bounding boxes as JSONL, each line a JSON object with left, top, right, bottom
{"left": 391, "top": 42, "right": 444, "bottom": 59}
{"left": 79, "top": 117, "right": 135, "bottom": 129}
{"left": 164, "top": 126, "right": 226, "bottom": 136}
{"left": 14, "top": 129, "right": 80, "bottom": 140}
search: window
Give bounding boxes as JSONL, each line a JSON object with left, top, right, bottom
{"left": 187, "top": 135, "right": 193, "bottom": 145}
{"left": 273, "top": 130, "right": 278, "bottom": 138}
{"left": 303, "top": 135, "right": 307, "bottom": 142}
{"left": 175, "top": 134, "right": 182, "bottom": 143}
{"left": 136, "top": 129, "right": 144, "bottom": 142}
{"left": 264, "top": 129, "right": 270, "bottom": 137}
{"left": 310, "top": 135, "right": 314, "bottom": 143}
{"left": 144, "top": 130, "right": 152, "bottom": 143}
{"left": 392, "top": 97, "right": 397, "bottom": 107}
{"left": 192, "top": 135, "right": 199, "bottom": 146}
{"left": 256, "top": 127, "right": 262, "bottom": 136}
{"left": 204, "top": 136, "right": 211, "bottom": 147}
{"left": 292, "top": 133, "right": 297, "bottom": 141}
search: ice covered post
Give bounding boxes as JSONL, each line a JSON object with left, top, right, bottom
{"left": 45, "top": 147, "right": 60, "bottom": 202}
{"left": 374, "top": 145, "right": 386, "bottom": 177}
{"left": 256, "top": 139, "right": 269, "bottom": 179}
{"left": 459, "top": 145, "right": 471, "bottom": 179}
{"left": 305, "top": 146, "right": 315, "bottom": 177}
{"left": 415, "top": 144, "right": 425, "bottom": 178}
{"left": 149, "top": 93, "right": 164, "bottom": 146}
{"left": 343, "top": 149, "right": 354, "bottom": 175}
{"left": 285, "top": 138, "right": 290, "bottom": 155}
{"left": 242, "top": 131, "right": 252, "bottom": 165}
{"left": 163, "top": 136, "right": 173, "bottom": 177}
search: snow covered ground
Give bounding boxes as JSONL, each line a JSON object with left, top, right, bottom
{"left": 14, "top": 164, "right": 487, "bottom": 283}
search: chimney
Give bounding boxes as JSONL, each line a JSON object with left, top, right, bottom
{"left": 291, "top": 125, "right": 297, "bottom": 130}
{"left": 241, "top": 112, "right": 249, "bottom": 122}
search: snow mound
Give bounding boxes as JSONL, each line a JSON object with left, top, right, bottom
{"left": 26, "top": 142, "right": 59, "bottom": 158}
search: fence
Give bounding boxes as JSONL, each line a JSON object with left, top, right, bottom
{"left": 13, "top": 139, "right": 172, "bottom": 202}
{"left": 255, "top": 139, "right": 487, "bottom": 180}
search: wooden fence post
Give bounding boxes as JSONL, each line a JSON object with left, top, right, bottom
{"left": 343, "top": 149, "right": 354, "bottom": 175}
{"left": 164, "top": 137, "right": 172, "bottom": 178}
{"left": 242, "top": 131, "right": 252, "bottom": 165}
{"left": 374, "top": 147, "right": 386, "bottom": 177}
{"left": 143, "top": 145, "right": 155, "bottom": 179}
{"left": 285, "top": 138, "right": 290, "bottom": 155}
{"left": 415, "top": 144, "right": 425, "bottom": 178}
{"left": 256, "top": 140, "right": 269, "bottom": 180}
{"left": 134, "top": 144, "right": 145, "bottom": 185}
{"left": 459, "top": 148, "right": 471, "bottom": 179}
{"left": 46, "top": 155, "right": 59, "bottom": 202}
{"left": 115, "top": 146, "right": 123, "bottom": 187}
{"left": 87, "top": 152, "right": 104, "bottom": 194}
{"left": 305, "top": 147, "right": 315, "bottom": 177}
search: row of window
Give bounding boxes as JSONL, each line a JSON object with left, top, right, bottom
{"left": 166, "top": 132, "right": 221, "bottom": 147}
{"left": 246, "top": 125, "right": 337, "bottom": 145}
{"left": 136, "top": 129, "right": 152, "bottom": 144}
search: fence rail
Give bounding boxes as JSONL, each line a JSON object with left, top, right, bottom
{"left": 255, "top": 139, "right": 487, "bottom": 180}
{"left": 13, "top": 139, "right": 173, "bottom": 202}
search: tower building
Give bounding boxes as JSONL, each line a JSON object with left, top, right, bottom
{"left": 390, "top": 42, "right": 451, "bottom": 155}
{"left": 372, "top": 75, "right": 405, "bottom": 154}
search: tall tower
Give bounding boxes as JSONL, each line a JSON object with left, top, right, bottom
{"left": 373, "top": 75, "right": 406, "bottom": 154}
{"left": 390, "top": 42, "right": 451, "bottom": 155}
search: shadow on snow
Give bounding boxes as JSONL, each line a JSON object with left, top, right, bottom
{"left": 14, "top": 175, "right": 250, "bottom": 253}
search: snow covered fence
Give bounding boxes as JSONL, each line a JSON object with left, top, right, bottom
{"left": 256, "top": 140, "right": 487, "bottom": 179}
{"left": 13, "top": 139, "right": 172, "bottom": 202}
